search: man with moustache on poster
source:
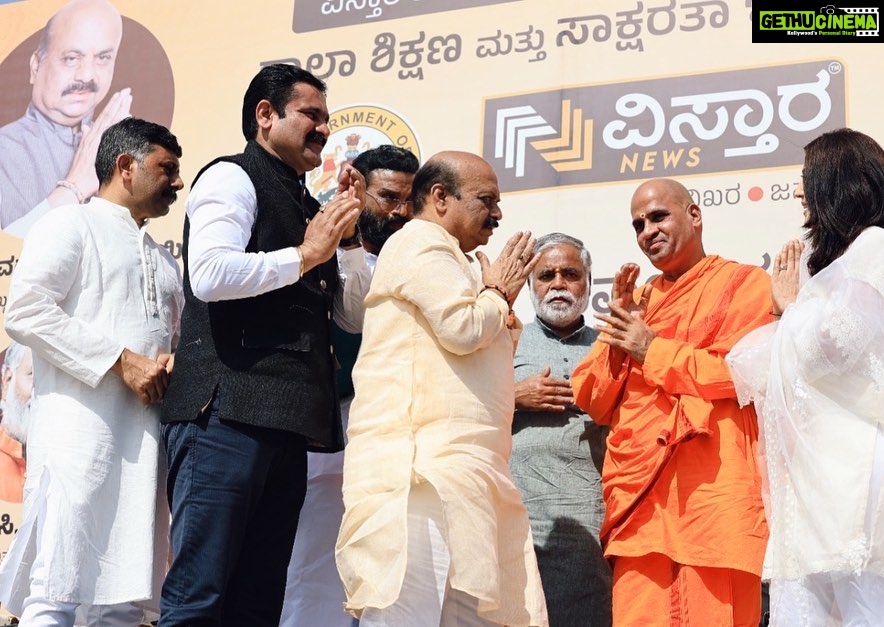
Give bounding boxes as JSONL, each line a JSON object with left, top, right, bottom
{"left": 282, "top": 144, "right": 419, "bottom": 627}
{"left": 159, "top": 64, "right": 368, "bottom": 626}
{"left": 510, "top": 232, "right": 611, "bottom": 627}
{"left": 0, "top": 0, "right": 132, "bottom": 235}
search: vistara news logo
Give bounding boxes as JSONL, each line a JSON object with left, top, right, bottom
{"left": 481, "top": 60, "right": 846, "bottom": 193}
{"left": 753, "top": 4, "right": 882, "bottom": 42}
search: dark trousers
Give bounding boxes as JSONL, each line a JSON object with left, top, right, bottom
{"left": 158, "top": 395, "right": 308, "bottom": 626}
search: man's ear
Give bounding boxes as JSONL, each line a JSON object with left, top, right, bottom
{"left": 688, "top": 202, "right": 702, "bottom": 227}
{"left": 1, "top": 366, "right": 11, "bottom": 401}
{"left": 255, "top": 99, "right": 276, "bottom": 133}
{"left": 429, "top": 183, "right": 448, "bottom": 216}
{"left": 117, "top": 153, "right": 136, "bottom": 182}
{"left": 28, "top": 51, "right": 40, "bottom": 85}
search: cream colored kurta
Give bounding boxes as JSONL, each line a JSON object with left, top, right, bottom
{"left": 0, "top": 198, "right": 183, "bottom": 614}
{"left": 336, "top": 219, "right": 547, "bottom": 626}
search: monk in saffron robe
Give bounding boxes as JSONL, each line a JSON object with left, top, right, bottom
{"left": 571, "top": 178, "right": 773, "bottom": 626}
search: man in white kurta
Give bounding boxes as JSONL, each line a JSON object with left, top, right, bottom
{"left": 336, "top": 151, "right": 548, "bottom": 627}
{"left": 0, "top": 117, "right": 184, "bottom": 626}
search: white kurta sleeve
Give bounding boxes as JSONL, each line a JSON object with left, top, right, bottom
{"left": 186, "top": 162, "right": 304, "bottom": 302}
{"left": 334, "top": 246, "right": 372, "bottom": 333}
{"left": 5, "top": 210, "right": 124, "bottom": 388}
{"left": 727, "top": 322, "right": 777, "bottom": 407}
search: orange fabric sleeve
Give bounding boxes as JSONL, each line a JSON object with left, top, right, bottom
{"left": 570, "top": 340, "right": 630, "bottom": 427}
{"left": 642, "top": 266, "right": 774, "bottom": 400}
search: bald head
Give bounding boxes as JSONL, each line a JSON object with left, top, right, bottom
{"left": 632, "top": 178, "right": 694, "bottom": 208}
{"left": 37, "top": 0, "right": 122, "bottom": 54}
{"left": 630, "top": 178, "right": 705, "bottom": 281}
{"left": 412, "top": 151, "right": 484, "bottom": 210}
{"left": 412, "top": 151, "right": 502, "bottom": 252}
{"left": 30, "top": 0, "right": 123, "bottom": 127}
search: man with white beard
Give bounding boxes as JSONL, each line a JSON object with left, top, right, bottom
{"left": 1, "top": 342, "right": 33, "bottom": 445}
{"left": 0, "top": 342, "right": 32, "bottom": 502}
{"left": 510, "top": 232, "right": 612, "bottom": 627}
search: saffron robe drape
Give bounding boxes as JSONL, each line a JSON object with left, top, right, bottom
{"left": 571, "top": 255, "right": 773, "bottom": 575}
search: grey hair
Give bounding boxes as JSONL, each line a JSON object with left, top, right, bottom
{"left": 532, "top": 232, "right": 592, "bottom": 276}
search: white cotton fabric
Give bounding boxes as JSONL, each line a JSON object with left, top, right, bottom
{"left": 728, "top": 226, "right": 884, "bottom": 625}
{"left": 0, "top": 198, "right": 183, "bottom": 614}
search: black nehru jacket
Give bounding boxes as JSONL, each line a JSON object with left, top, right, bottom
{"left": 161, "top": 140, "right": 344, "bottom": 452}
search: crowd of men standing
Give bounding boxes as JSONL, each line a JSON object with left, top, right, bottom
{"left": 0, "top": 37, "right": 883, "bottom": 627}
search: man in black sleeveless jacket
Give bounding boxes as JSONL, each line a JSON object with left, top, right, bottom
{"left": 158, "top": 64, "right": 366, "bottom": 626}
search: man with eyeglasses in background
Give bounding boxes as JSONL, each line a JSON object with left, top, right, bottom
{"left": 282, "top": 144, "right": 419, "bottom": 627}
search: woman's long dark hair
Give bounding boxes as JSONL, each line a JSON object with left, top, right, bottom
{"left": 804, "top": 128, "right": 884, "bottom": 276}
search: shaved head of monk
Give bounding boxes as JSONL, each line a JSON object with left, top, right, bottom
{"left": 629, "top": 178, "right": 706, "bottom": 282}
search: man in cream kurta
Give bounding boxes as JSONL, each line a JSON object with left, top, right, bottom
{"left": 0, "top": 118, "right": 184, "bottom": 626}
{"left": 282, "top": 144, "right": 419, "bottom": 627}
{"left": 336, "top": 151, "right": 548, "bottom": 626}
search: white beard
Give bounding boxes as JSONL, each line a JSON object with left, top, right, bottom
{"left": 530, "top": 287, "right": 589, "bottom": 328}
{"left": 1, "top": 381, "right": 31, "bottom": 444}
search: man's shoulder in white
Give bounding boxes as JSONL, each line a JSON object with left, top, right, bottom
{"left": 186, "top": 160, "right": 255, "bottom": 216}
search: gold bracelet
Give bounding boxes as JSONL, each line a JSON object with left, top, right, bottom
{"left": 295, "top": 246, "right": 305, "bottom": 278}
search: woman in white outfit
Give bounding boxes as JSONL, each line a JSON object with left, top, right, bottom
{"left": 728, "top": 127, "right": 884, "bottom": 626}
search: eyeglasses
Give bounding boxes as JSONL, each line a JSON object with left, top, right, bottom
{"left": 366, "top": 191, "right": 413, "bottom": 213}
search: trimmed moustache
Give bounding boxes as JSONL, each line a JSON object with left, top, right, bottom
{"left": 306, "top": 131, "right": 327, "bottom": 148}
{"left": 62, "top": 80, "right": 99, "bottom": 96}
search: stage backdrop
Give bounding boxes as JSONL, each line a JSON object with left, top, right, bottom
{"left": 0, "top": 0, "right": 881, "bottom": 558}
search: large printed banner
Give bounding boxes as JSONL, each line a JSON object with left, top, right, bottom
{"left": 0, "top": 0, "right": 881, "bottom": 557}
